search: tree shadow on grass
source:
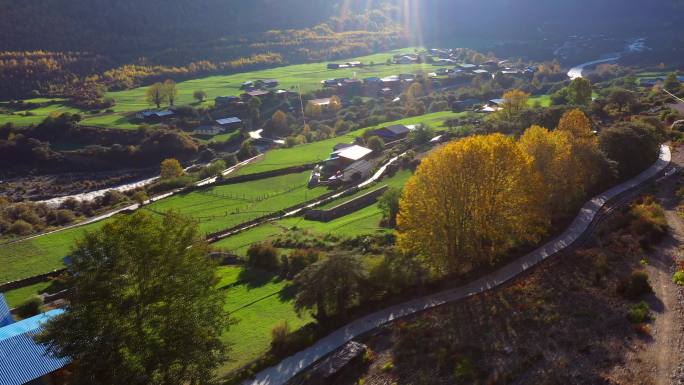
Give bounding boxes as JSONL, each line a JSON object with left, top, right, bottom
{"left": 236, "top": 267, "right": 280, "bottom": 289}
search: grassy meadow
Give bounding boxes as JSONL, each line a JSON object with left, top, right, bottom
{"left": 217, "top": 266, "right": 311, "bottom": 375}
{"left": 0, "top": 48, "right": 437, "bottom": 129}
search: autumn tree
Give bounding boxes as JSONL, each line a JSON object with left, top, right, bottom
{"left": 500, "top": 89, "right": 529, "bottom": 120}
{"left": 193, "top": 90, "right": 207, "bottom": 103}
{"left": 270, "top": 110, "right": 289, "bottom": 136}
{"left": 160, "top": 158, "right": 184, "bottom": 180}
{"left": 163, "top": 80, "right": 178, "bottom": 106}
{"left": 557, "top": 108, "right": 593, "bottom": 139}
{"left": 36, "top": 212, "right": 230, "bottom": 385}
{"left": 146, "top": 82, "right": 166, "bottom": 108}
{"left": 518, "top": 125, "right": 576, "bottom": 216}
{"left": 328, "top": 95, "right": 342, "bottom": 114}
{"left": 557, "top": 109, "right": 615, "bottom": 199}
{"left": 397, "top": 134, "right": 547, "bottom": 274}
{"left": 304, "top": 102, "right": 322, "bottom": 119}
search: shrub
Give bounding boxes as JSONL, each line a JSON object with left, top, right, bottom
{"left": 52, "top": 209, "right": 75, "bottom": 225}
{"left": 247, "top": 242, "right": 279, "bottom": 271}
{"left": 673, "top": 271, "right": 684, "bottom": 286}
{"left": 9, "top": 219, "right": 33, "bottom": 235}
{"left": 627, "top": 301, "right": 650, "bottom": 324}
{"left": 285, "top": 249, "right": 319, "bottom": 279}
{"left": 618, "top": 271, "right": 653, "bottom": 299}
{"left": 629, "top": 198, "right": 667, "bottom": 245}
{"left": 270, "top": 321, "right": 290, "bottom": 353}
{"left": 15, "top": 296, "right": 43, "bottom": 319}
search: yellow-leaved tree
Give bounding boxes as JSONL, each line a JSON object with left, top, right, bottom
{"left": 397, "top": 134, "right": 548, "bottom": 274}
{"left": 518, "top": 125, "right": 576, "bottom": 216}
{"left": 500, "top": 89, "right": 529, "bottom": 120}
{"left": 556, "top": 108, "right": 615, "bottom": 200}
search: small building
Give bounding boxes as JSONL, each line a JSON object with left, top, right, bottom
{"left": 396, "top": 55, "right": 417, "bottom": 65}
{"left": 363, "top": 77, "right": 382, "bottom": 84}
{"left": 322, "top": 79, "right": 340, "bottom": 88}
{"left": 137, "top": 109, "right": 175, "bottom": 123}
{"left": 480, "top": 99, "right": 504, "bottom": 113}
{"left": 309, "top": 98, "right": 332, "bottom": 107}
{"left": 215, "top": 95, "right": 240, "bottom": 107}
{"left": 346, "top": 61, "right": 363, "bottom": 67}
{"left": 0, "top": 294, "right": 71, "bottom": 385}
{"left": 194, "top": 125, "right": 224, "bottom": 136}
{"left": 215, "top": 117, "right": 243, "bottom": 130}
{"left": 328, "top": 144, "right": 373, "bottom": 169}
{"left": 243, "top": 90, "right": 271, "bottom": 99}
{"left": 379, "top": 87, "right": 394, "bottom": 98}
{"left": 368, "top": 124, "right": 410, "bottom": 142}
{"left": 472, "top": 69, "right": 490, "bottom": 75}
{"left": 452, "top": 98, "right": 481, "bottom": 112}
{"left": 327, "top": 63, "right": 340, "bottom": 69}
{"left": 261, "top": 79, "right": 278, "bottom": 88}
{"left": 240, "top": 81, "right": 254, "bottom": 90}
{"left": 458, "top": 63, "right": 478, "bottom": 70}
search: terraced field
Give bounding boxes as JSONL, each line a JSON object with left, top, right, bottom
{"left": 144, "top": 171, "right": 330, "bottom": 234}
{"left": 212, "top": 169, "right": 415, "bottom": 255}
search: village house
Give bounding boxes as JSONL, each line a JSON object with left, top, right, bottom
{"left": 0, "top": 294, "right": 71, "bottom": 385}
{"left": 368, "top": 124, "right": 410, "bottom": 142}
{"left": 136, "top": 109, "right": 175, "bottom": 123}
{"left": 452, "top": 98, "right": 482, "bottom": 112}
{"left": 329, "top": 144, "right": 373, "bottom": 167}
{"left": 215, "top": 117, "right": 243, "bottom": 131}
{"left": 194, "top": 125, "right": 223, "bottom": 136}
{"left": 215, "top": 95, "right": 240, "bottom": 107}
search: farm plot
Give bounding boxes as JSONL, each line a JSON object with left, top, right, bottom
{"left": 0, "top": 220, "right": 107, "bottom": 284}
{"left": 212, "top": 169, "right": 414, "bottom": 255}
{"left": 143, "top": 171, "right": 330, "bottom": 235}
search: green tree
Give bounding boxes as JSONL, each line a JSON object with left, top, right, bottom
{"left": 378, "top": 187, "right": 402, "bottom": 228}
{"left": 664, "top": 72, "right": 681, "bottom": 93}
{"left": 160, "top": 158, "right": 184, "bottom": 180}
{"left": 366, "top": 135, "right": 385, "bottom": 154}
{"left": 567, "top": 77, "right": 592, "bottom": 105}
{"left": 408, "top": 123, "right": 434, "bottom": 145}
{"left": 36, "top": 212, "right": 230, "bottom": 385}
{"left": 146, "top": 82, "right": 166, "bottom": 108}
{"left": 294, "top": 253, "right": 366, "bottom": 320}
{"left": 193, "top": 90, "right": 207, "bottom": 103}
{"left": 163, "top": 79, "right": 178, "bottom": 106}
{"left": 599, "top": 121, "right": 662, "bottom": 178}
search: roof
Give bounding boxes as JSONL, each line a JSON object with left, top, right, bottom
{"left": 332, "top": 145, "right": 373, "bottom": 161}
{"left": 459, "top": 63, "right": 477, "bottom": 69}
{"left": 310, "top": 98, "right": 331, "bottom": 106}
{"left": 247, "top": 90, "right": 270, "bottom": 97}
{"left": 141, "top": 110, "right": 174, "bottom": 118}
{"left": 0, "top": 309, "right": 69, "bottom": 385}
{"left": 489, "top": 98, "right": 505, "bottom": 105}
{"left": 216, "top": 117, "right": 242, "bottom": 125}
{"left": 0, "top": 295, "right": 12, "bottom": 328}
{"left": 385, "top": 125, "right": 410, "bottom": 135}
{"left": 472, "top": 69, "right": 490, "bottom": 74}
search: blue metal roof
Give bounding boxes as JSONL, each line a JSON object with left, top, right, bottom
{"left": 0, "top": 309, "right": 69, "bottom": 385}
{"left": 0, "top": 295, "right": 12, "bottom": 328}
{"left": 216, "top": 117, "right": 242, "bottom": 125}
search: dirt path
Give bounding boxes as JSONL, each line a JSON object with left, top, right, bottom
{"left": 646, "top": 152, "right": 684, "bottom": 385}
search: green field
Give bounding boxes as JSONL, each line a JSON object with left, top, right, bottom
{"left": 216, "top": 266, "right": 311, "bottom": 374}
{"left": 143, "top": 171, "right": 329, "bottom": 234}
{"left": 0, "top": 99, "right": 83, "bottom": 126}
{"left": 236, "top": 111, "right": 465, "bottom": 175}
{"left": 2, "top": 281, "right": 52, "bottom": 309}
{"left": 0, "top": 220, "right": 107, "bottom": 284}
{"left": 0, "top": 48, "right": 439, "bottom": 129}
{"left": 213, "top": 169, "right": 414, "bottom": 255}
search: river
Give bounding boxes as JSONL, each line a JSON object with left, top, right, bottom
{"left": 567, "top": 37, "right": 646, "bottom": 79}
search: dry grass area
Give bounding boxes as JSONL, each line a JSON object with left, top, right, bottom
{"left": 317, "top": 199, "right": 676, "bottom": 385}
